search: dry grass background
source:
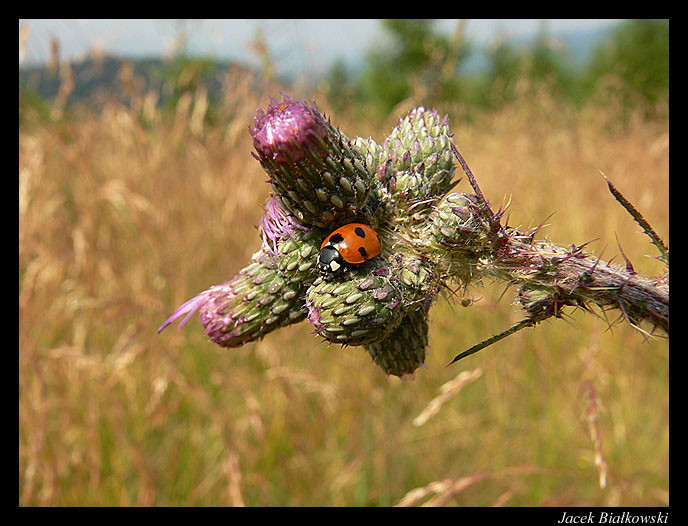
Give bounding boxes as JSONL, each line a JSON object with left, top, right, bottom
{"left": 19, "top": 71, "right": 668, "bottom": 506}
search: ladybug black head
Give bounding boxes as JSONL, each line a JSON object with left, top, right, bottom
{"left": 317, "top": 245, "right": 345, "bottom": 275}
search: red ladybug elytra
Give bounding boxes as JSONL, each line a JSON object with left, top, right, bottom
{"left": 317, "top": 223, "right": 382, "bottom": 274}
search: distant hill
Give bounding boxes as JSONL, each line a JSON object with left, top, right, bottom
{"left": 19, "top": 55, "right": 268, "bottom": 109}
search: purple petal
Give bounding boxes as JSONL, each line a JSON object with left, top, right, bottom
{"left": 157, "top": 291, "right": 211, "bottom": 334}
{"left": 259, "top": 197, "right": 307, "bottom": 256}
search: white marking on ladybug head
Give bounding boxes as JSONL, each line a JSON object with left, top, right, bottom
{"left": 329, "top": 260, "right": 341, "bottom": 272}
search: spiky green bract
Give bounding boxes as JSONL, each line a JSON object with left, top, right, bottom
{"left": 422, "top": 191, "right": 495, "bottom": 288}
{"left": 377, "top": 106, "right": 457, "bottom": 211}
{"left": 306, "top": 267, "right": 405, "bottom": 347}
{"left": 516, "top": 284, "right": 566, "bottom": 321}
{"left": 392, "top": 252, "right": 433, "bottom": 288}
{"left": 429, "top": 192, "right": 492, "bottom": 251}
{"left": 351, "top": 135, "right": 383, "bottom": 176}
{"left": 351, "top": 136, "right": 395, "bottom": 223}
{"left": 250, "top": 94, "right": 375, "bottom": 228}
{"left": 365, "top": 308, "right": 429, "bottom": 378}
{"left": 429, "top": 192, "right": 489, "bottom": 247}
{"left": 194, "top": 227, "right": 322, "bottom": 348}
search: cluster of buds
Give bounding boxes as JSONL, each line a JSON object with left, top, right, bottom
{"left": 159, "top": 93, "right": 669, "bottom": 376}
{"left": 159, "top": 93, "right": 471, "bottom": 377}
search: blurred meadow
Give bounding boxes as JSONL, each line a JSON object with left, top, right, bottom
{"left": 19, "top": 20, "right": 668, "bottom": 507}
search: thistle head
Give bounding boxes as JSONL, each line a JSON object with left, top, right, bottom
{"left": 250, "top": 93, "right": 329, "bottom": 166}
{"left": 378, "top": 106, "right": 457, "bottom": 211}
{"left": 306, "top": 267, "right": 405, "bottom": 347}
{"left": 250, "top": 93, "right": 374, "bottom": 228}
{"left": 161, "top": 96, "right": 470, "bottom": 377}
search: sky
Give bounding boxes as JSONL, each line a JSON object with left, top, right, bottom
{"left": 19, "top": 19, "right": 623, "bottom": 77}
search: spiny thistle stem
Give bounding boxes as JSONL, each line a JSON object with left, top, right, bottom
{"left": 159, "top": 94, "right": 669, "bottom": 376}
{"left": 439, "top": 216, "right": 668, "bottom": 364}
{"left": 504, "top": 238, "right": 668, "bottom": 330}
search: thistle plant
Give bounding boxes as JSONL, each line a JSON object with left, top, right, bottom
{"left": 159, "top": 93, "right": 669, "bottom": 377}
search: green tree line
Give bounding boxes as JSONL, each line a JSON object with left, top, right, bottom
{"left": 324, "top": 19, "right": 669, "bottom": 118}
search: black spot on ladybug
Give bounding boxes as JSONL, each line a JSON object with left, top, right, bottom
{"left": 358, "top": 246, "right": 368, "bottom": 259}
{"left": 354, "top": 226, "right": 366, "bottom": 238}
{"left": 329, "top": 233, "right": 344, "bottom": 245}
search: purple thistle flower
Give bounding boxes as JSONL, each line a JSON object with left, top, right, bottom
{"left": 250, "top": 93, "right": 329, "bottom": 166}
{"left": 196, "top": 281, "right": 243, "bottom": 345}
{"left": 158, "top": 275, "right": 278, "bottom": 348}
{"left": 259, "top": 197, "right": 308, "bottom": 257}
{"left": 249, "top": 93, "right": 373, "bottom": 228}
{"left": 158, "top": 232, "right": 316, "bottom": 347}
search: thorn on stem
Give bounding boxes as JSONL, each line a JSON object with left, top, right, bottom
{"left": 614, "top": 233, "right": 636, "bottom": 275}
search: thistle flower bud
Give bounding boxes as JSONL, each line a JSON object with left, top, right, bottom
{"left": 379, "top": 107, "right": 456, "bottom": 205}
{"left": 250, "top": 94, "right": 374, "bottom": 228}
{"left": 158, "top": 225, "right": 322, "bottom": 348}
{"left": 197, "top": 258, "right": 307, "bottom": 348}
{"left": 306, "top": 268, "right": 405, "bottom": 346}
{"left": 365, "top": 308, "right": 428, "bottom": 377}
{"left": 429, "top": 192, "right": 490, "bottom": 250}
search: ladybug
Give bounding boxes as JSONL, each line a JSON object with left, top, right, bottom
{"left": 317, "top": 223, "right": 382, "bottom": 275}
